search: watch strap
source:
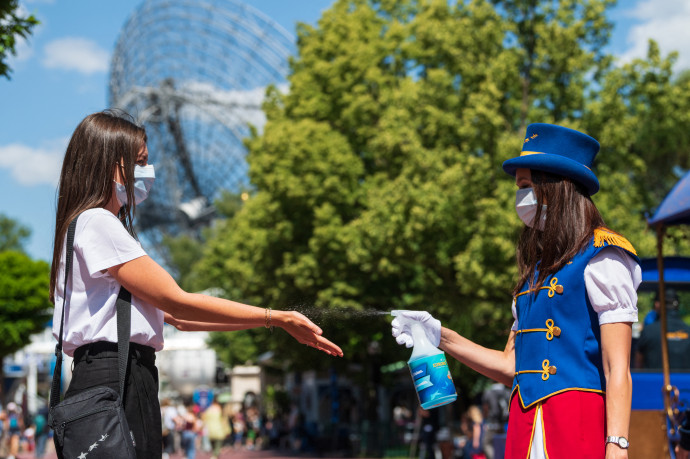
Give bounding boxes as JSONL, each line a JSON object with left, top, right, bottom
{"left": 606, "top": 436, "right": 629, "bottom": 449}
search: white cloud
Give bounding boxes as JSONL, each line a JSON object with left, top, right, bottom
{"left": 617, "top": 0, "right": 690, "bottom": 70}
{"left": 179, "top": 81, "right": 277, "bottom": 130}
{"left": 42, "top": 37, "right": 109, "bottom": 74}
{"left": 116, "top": 81, "right": 290, "bottom": 134}
{"left": 0, "top": 138, "right": 67, "bottom": 186}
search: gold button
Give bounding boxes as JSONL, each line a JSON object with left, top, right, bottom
{"left": 549, "top": 366, "right": 557, "bottom": 375}
{"left": 555, "top": 285, "right": 564, "bottom": 294}
{"left": 552, "top": 327, "right": 561, "bottom": 337}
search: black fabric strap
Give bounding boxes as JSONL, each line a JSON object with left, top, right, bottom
{"left": 116, "top": 287, "right": 131, "bottom": 399}
{"left": 49, "top": 217, "right": 76, "bottom": 410}
{"left": 49, "top": 214, "right": 131, "bottom": 410}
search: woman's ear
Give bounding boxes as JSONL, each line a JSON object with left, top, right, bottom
{"left": 113, "top": 160, "right": 125, "bottom": 185}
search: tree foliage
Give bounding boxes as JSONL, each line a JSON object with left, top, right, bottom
{"left": 190, "top": 0, "right": 690, "bottom": 392}
{"left": 0, "top": 213, "right": 30, "bottom": 252}
{"left": 0, "top": 215, "right": 52, "bottom": 403}
{"left": 0, "top": 0, "right": 39, "bottom": 79}
{"left": 0, "top": 251, "right": 51, "bottom": 359}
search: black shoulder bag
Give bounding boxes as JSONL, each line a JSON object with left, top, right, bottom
{"left": 48, "top": 215, "right": 137, "bottom": 459}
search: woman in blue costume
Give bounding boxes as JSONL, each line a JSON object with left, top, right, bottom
{"left": 392, "top": 123, "right": 640, "bottom": 459}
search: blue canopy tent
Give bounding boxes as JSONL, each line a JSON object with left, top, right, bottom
{"left": 644, "top": 169, "right": 690, "bottom": 446}
{"left": 649, "top": 170, "right": 690, "bottom": 227}
{"left": 639, "top": 257, "right": 690, "bottom": 292}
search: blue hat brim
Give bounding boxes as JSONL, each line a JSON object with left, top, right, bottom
{"left": 502, "top": 153, "right": 600, "bottom": 195}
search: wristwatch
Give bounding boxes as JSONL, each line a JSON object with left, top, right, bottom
{"left": 606, "top": 436, "right": 630, "bottom": 449}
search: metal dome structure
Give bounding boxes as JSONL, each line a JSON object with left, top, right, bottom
{"left": 108, "top": 0, "right": 295, "bottom": 259}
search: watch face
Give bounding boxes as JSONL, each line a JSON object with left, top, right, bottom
{"left": 619, "top": 438, "right": 629, "bottom": 448}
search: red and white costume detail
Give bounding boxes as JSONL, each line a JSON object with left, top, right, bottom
{"left": 506, "top": 246, "right": 640, "bottom": 459}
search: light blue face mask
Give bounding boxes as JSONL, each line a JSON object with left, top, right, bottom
{"left": 515, "top": 187, "right": 547, "bottom": 230}
{"left": 115, "top": 164, "right": 155, "bottom": 206}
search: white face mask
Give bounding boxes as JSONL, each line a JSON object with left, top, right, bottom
{"left": 515, "top": 187, "right": 546, "bottom": 230}
{"left": 115, "top": 164, "right": 155, "bottom": 206}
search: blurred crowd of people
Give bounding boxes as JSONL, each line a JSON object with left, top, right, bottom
{"left": 392, "top": 382, "right": 512, "bottom": 459}
{"left": 0, "top": 402, "right": 50, "bottom": 459}
{"left": 159, "top": 398, "right": 309, "bottom": 459}
{"left": 162, "top": 399, "right": 255, "bottom": 459}
{"left": 0, "top": 393, "right": 318, "bottom": 459}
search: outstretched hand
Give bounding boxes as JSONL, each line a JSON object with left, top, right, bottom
{"left": 276, "top": 311, "right": 344, "bottom": 357}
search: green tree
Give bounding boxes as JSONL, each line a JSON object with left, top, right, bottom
{"left": 0, "top": 216, "right": 51, "bottom": 402}
{"left": 588, "top": 41, "right": 690, "bottom": 220}
{"left": 0, "top": 251, "right": 52, "bottom": 401}
{"left": 0, "top": 213, "right": 30, "bottom": 252}
{"left": 193, "top": 0, "right": 686, "bottom": 399}
{"left": 0, "top": 0, "right": 39, "bottom": 79}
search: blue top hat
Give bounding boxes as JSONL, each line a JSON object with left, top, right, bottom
{"left": 502, "top": 123, "right": 600, "bottom": 195}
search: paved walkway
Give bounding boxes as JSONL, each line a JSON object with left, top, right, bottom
{"left": 18, "top": 447, "right": 368, "bottom": 458}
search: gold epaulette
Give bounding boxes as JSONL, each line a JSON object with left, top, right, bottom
{"left": 593, "top": 228, "right": 637, "bottom": 256}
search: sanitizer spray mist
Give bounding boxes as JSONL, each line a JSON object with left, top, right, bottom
{"left": 391, "top": 311, "right": 457, "bottom": 409}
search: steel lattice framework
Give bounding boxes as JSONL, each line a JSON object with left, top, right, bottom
{"left": 108, "top": 0, "right": 294, "bottom": 248}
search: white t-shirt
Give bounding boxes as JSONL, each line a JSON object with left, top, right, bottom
{"left": 511, "top": 246, "right": 641, "bottom": 330}
{"left": 52, "top": 208, "right": 165, "bottom": 356}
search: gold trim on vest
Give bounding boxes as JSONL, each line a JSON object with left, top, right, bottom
{"left": 514, "top": 277, "right": 564, "bottom": 299}
{"left": 516, "top": 319, "right": 561, "bottom": 341}
{"left": 515, "top": 359, "right": 557, "bottom": 381}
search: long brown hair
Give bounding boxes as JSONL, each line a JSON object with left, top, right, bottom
{"left": 49, "top": 110, "right": 147, "bottom": 302}
{"left": 512, "top": 170, "right": 606, "bottom": 296}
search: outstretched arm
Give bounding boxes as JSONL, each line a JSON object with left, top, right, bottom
{"left": 109, "top": 255, "right": 343, "bottom": 357}
{"left": 164, "top": 313, "right": 258, "bottom": 332}
{"left": 439, "top": 328, "right": 516, "bottom": 387}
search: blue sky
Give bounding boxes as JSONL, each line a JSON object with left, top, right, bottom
{"left": 0, "top": 0, "right": 687, "bottom": 263}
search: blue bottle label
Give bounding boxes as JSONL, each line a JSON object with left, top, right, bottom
{"left": 408, "top": 353, "right": 457, "bottom": 409}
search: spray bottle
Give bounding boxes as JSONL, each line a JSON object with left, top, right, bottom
{"left": 391, "top": 310, "right": 457, "bottom": 409}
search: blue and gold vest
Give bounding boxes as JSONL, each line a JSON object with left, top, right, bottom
{"left": 511, "top": 228, "right": 639, "bottom": 409}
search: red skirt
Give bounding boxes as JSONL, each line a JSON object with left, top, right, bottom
{"left": 504, "top": 390, "right": 606, "bottom": 459}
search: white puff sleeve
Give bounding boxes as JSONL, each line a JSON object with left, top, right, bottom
{"left": 584, "top": 246, "right": 641, "bottom": 325}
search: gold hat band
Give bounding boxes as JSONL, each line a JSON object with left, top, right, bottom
{"left": 517, "top": 151, "right": 592, "bottom": 171}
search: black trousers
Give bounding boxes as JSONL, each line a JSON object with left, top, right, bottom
{"left": 65, "top": 341, "right": 162, "bottom": 459}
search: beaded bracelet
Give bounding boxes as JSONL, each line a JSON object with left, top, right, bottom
{"left": 265, "top": 307, "right": 273, "bottom": 333}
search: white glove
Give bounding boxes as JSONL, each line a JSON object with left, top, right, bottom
{"left": 391, "top": 310, "right": 441, "bottom": 348}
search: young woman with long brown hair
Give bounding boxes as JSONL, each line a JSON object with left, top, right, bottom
{"left": 392, "top": 124, "right": 640, "bottom": 459}
{"left": 50, "top": 110, "right": 343, "bottom": 458}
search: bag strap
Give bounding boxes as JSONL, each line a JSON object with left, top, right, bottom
{"left": 49, "top": 217, "right": 77, "bottom": 410}
{"left": 116, "top": 287, "right": 131, "bottom": 400}
{"left": 49, "top": 214, "right": 132, "bottom": 410}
